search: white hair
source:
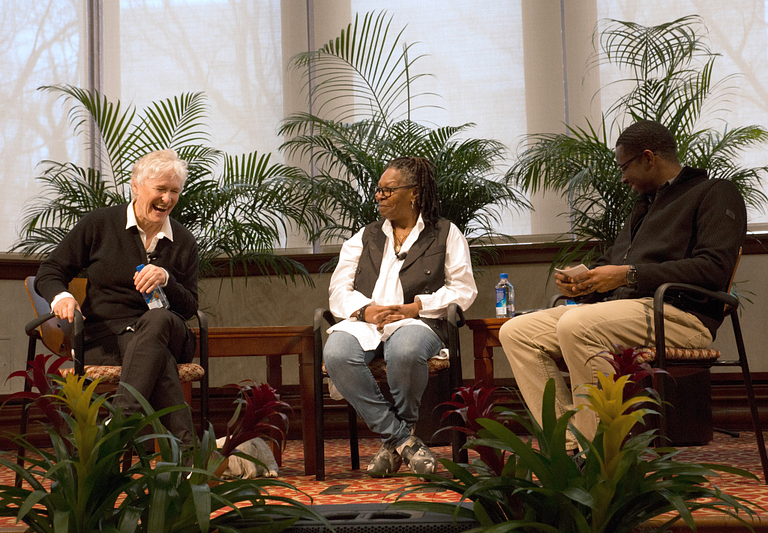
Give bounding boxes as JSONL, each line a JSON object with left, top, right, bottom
{"left": 130, "top": 149, "right": 188, "bottom": 197}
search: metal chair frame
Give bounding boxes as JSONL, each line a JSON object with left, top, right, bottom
{"left": 313, "top": 302, "right": 467, "bottom": 481}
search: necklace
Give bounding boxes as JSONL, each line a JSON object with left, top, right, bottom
{"left": 392, "top": 228, "right": 411, "bottom": 255}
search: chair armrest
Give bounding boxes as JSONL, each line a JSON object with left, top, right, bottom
{"left": 25, "top": 312, "right": 56, "bottom": 337}
{"left": 653, "top": 282, "right": 737, "bottom": 315}
{"left": 313, "top": 308, "right": 336, "bottom": 377}
{"left": 652, "top": 282, "right": 735, "bottom": 368}
{"left": 447, "top": 302, "right": 465, "bottom": 329}
{"left": 313, "top": 308, "right": 337, "bottom": 334}
{"left": 548, "top": 294, "right": 568, "bottom": 308}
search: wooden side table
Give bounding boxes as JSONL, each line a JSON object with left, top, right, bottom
{"left": 194, "top": 326, "right": 316, "bottom": 476}
{"left": 465, "top": 318, "right": 511, "bottom": 385}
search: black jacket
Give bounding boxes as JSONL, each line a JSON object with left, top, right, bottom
{"left": 580, "top": 167, "right": 747, "bottom": 336}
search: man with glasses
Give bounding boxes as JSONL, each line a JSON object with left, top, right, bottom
{"left": 498, "top": 120, "right": 746, "bottom": 451}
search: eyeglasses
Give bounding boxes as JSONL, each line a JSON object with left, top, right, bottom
{"left": 617, "top": 153, "right": 643, "bottom": 173}
{"left": 374, "top": 185, "right": 415, "bottom": 199}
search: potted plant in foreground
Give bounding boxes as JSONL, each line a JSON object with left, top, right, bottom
{"left": 0, "top": 353, "right": 329, "bottom": 533}
{"left": 394, "top": 349, "right": 761, "bottom": 532}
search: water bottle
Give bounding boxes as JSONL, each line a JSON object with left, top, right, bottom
{"left": 495, "top": 273, "right": 515, "bottom": 318}
{"left": 136, "top": 264, "right": 170, "bottom": 310}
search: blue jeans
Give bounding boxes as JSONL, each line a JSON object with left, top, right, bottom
{"left": 323, "top": 325, "right": 443, "bottom": 447}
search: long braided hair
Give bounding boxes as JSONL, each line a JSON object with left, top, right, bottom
{"left": 384, "top": 157, "right": 440, "bottom": 226}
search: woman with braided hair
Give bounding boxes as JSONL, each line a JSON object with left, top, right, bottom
{"left": 323, "top": 156, "right": 477, "bottom": 477}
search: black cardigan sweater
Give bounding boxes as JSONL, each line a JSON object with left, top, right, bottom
{"left": 35, "top": 204, "right": 198, "bottom": 342}
{"left": 580, "top": 167, "right": 747, "bottom": 337}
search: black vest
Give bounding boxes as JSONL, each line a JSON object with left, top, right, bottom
{"left": 353, "top": 218, "right": 451, "bottom": 344}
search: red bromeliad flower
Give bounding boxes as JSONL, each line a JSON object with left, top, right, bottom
{"left": 3, "top": 353, "right": 70, "bottom": 438}
{"left": 436, "top": 384, "right": 511, "bottom": 475}
{"left": 588, "top": 345, "right": 668, "bottom": 405}
{"left": 219, "top": 381, "right": 291, "bottom": 457}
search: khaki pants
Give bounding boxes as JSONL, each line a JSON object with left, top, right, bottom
{"left": 498, "top": 298, "right": 712, "bottom": 449}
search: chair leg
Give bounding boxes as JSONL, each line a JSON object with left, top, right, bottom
{"left": 348, "top": 403, "right": 360, "bottom": 470}
{"left": 15, "top": 397, "right": 30, "bottom": 488}
{"left": 741, "top": 367, "right": 768, "bottom": 484}
{"left": 732, "top": 313, "right": 768, "bottom": 484}
{"left": 182, "top": 382, "right": 192, "bottom": 407}
{"left": 15, "top": 338, "right": 37, "bottom": 488}
{"left": 737, "top": 360, "right": 768, "bottom": 484}
{"left": 452, "top": 427, "right": 467, "bottom": 464}
{"left": 654, "top": 370, "right": 672, "bottom": 448}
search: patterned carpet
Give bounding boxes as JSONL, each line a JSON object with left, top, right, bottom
{"left": 1, "top": 433, "right": 768, "bottom": 531}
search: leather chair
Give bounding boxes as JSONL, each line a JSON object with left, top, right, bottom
{"left": 313, "top": 302, "right": 466, "bottom": 481}
{"left": 18, "top": 276, "right": 209, "bottom": 476}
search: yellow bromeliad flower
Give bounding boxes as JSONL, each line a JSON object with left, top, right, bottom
{"left": 55, "top": 373, "right": 107, "bottom": 470}
{"left": 580, "top": 372, "right": 656, "bottom": 479}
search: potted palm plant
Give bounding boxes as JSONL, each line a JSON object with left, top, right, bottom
{"left": 13, "top": 85, "right": 330, "bottom": 283}
{"left": 280, "top": 11, "right": 529, "bottom": 268}
{"left": 507, "top": 15, "right": 768, "bottom": 268}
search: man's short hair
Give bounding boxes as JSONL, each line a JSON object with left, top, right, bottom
{"left": 616, "top": 120, "right": 679, "bottom": 162}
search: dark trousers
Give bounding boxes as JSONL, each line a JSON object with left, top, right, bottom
{"left": 85, "top": 308, "right": 197, "bottom": 447}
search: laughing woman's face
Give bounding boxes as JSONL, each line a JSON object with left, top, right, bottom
{"left": 131, "top": 170, "right": 182, "bottom": 233}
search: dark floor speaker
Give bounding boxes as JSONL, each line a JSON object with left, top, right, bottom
{"left": 274, "top": 503, "right": 478, "bottom": 532}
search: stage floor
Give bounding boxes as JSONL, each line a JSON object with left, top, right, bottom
{"left": 1, "top": 433, "right": 767, "bottom": 531}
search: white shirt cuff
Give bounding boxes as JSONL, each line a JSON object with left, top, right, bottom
{"left": 51, "top": 291, "right": 76, "bottom": 308}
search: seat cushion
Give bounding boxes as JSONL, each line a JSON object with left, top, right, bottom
{"left": 60, "top": 363, "right": 205, "bottom": 384}
{"left": 640, "top": 347, "right": 721, "bottom": 363}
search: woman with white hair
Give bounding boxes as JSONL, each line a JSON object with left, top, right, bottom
{"left": 35, "top": 149, "right": 199, "bottom": 446}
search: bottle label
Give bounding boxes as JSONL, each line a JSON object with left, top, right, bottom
{"left": 495, "top": 287, "right": 507, "bottom": 318}
{"left": 144, "top": 289, "right": 170, "bottom": 310}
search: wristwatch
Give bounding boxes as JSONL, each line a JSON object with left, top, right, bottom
{"left": 356, "top": 303, "right": 371, "bottom": 322}
{"left": 626, "top": 265, "right": 638, "bottom": 289}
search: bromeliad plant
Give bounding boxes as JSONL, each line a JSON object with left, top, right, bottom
{"left": 219, "top": 380, "right": 290, "bottom": 458}
{"left": 435, "top": 384, "right": 512, "bottom": 477}
{"left": 396, "top": 376, "right": 761, "bottom": 533}
{"left": 0, "top": 354, "right": 329, "bottom": 533}
{"left": 589, "top": 345, "right": 667, "bottom": 406}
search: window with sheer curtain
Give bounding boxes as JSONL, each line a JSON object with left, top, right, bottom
{"left": 593, "top": 1, "right": 768, "bottom": 228}
{"left": 3, "top": 1, "right": 768, "bottom": 255}
{"left": 0, "top": 0, "right": 86, "bottom": 252}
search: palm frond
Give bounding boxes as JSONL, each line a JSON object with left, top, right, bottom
{"left": 15, "top": 87, "right": 322, "bottom": 282}
{"left": 515, "top": 16, "right": 768, "bottom": 267}
{"left": 288, "top": 10, "right": 438, "bottom": 125}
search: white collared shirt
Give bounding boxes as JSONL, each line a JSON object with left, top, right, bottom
{"left": 327, "top": 216, "right": 477, "bottom": 351}
{"left": 127, "top": 201, "right": 171, "bottom": 286}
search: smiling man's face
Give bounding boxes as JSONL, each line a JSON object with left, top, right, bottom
{"left": 131, "top": 170, "right": 182, "bottom": 232}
